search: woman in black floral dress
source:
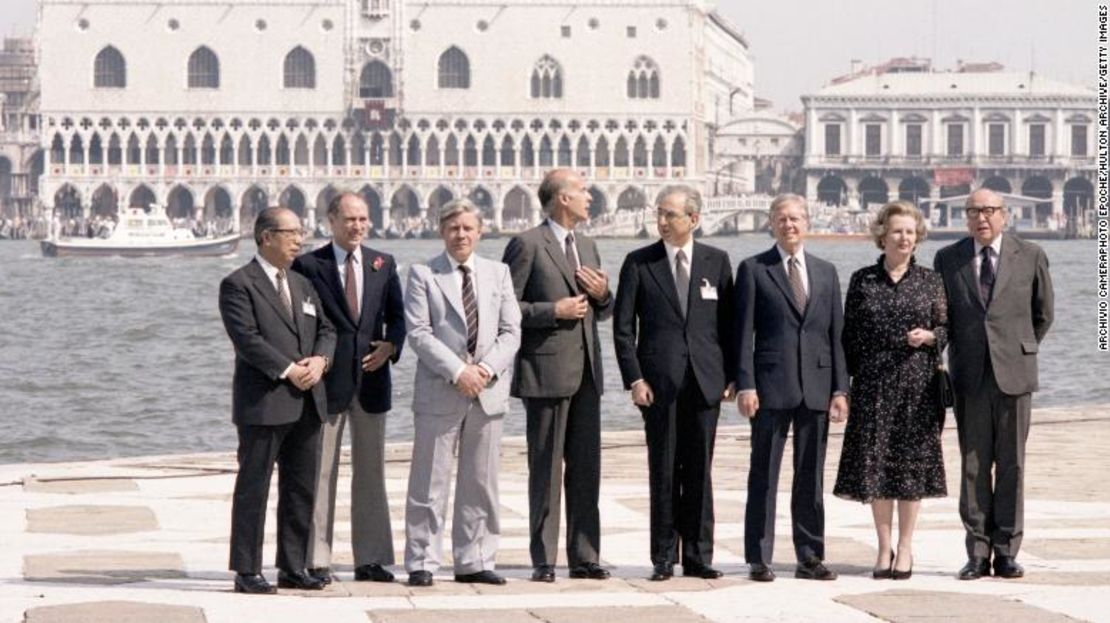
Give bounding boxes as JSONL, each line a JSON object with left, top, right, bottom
{"left": 834, "top": 200, "right": 947, "bottom": 580}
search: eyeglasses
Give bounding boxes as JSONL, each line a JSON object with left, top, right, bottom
{"left": 269, "top": 228, "right": 307, "bottom": 238}
{"left": 965, "top": 206, "right": 1003, "bottom": 219}
{"left": 656, "top": 209, "right": 689, "bottom": 222}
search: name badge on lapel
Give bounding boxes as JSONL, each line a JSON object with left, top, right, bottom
{"left": 699, "top": 278, "right": 718, "bottom": 300}
{"left": 302, "top": 299, "right": 317, "bottom": 317}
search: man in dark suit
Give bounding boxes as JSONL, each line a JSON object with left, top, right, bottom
{"left": 291, "top": 192, "right": 405, "bottom": 585}
{"left": 502, "top": 168, "right": 614, "bottom": 582}
{"left": 735, "top": 193, "right": 849, "bottom": 582}
{"left": 934, "top": 188, "right": 1054, "bottom": 580}
{"left": 613, "top": 185, "right": 736, "bottom": 581}
{"left": 219, "top": 207, "right": 337, "bottom": 594}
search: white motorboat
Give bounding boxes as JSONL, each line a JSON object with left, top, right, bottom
{"left": 41, "top": 207, "right": 240, "bottom": 257}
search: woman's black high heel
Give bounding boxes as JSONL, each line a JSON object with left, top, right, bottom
{"left": 892, "top": 555, "right": 913, "bottom": 580}
{"left": 873, "top": 552, "right": 895, "bottom": 579}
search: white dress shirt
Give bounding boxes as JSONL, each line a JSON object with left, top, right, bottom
{"left": 445, "top": 252, "right": 493, "bottom": 383}
{"left": 973, "top": 235, "right": 1003, "bottom": 282}
{"left": 663, "top": 238, "right": 695, "bottom": 292}
{"left": 546, "top": 218, "right": 581, "bottom": 268}
{"left": 776, "top": 243, "right": 810, "bottom": 297}
{"left": 255, "top": 254, "right": 296, "bottom": 379}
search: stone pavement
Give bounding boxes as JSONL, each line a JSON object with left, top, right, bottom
{"left": 1, "top": 405, "right": 1108, "bottom": 623}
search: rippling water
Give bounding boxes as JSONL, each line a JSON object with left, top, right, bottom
{"left": 0, "top": 235, "right": 1100, "bottom": 464}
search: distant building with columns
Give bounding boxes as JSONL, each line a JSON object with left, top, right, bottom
{"left": 0, "top": 37, "right": 41, "bottom": 220}
{"left": 36, "top": 0, "right": 753, "bottom": 234}
{"left": 801, "top": 58, "right": 1095, "bottom": 235}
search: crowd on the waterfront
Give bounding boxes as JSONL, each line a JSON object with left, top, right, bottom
{"left": 217, "top": 167, "right": 1053, "bottom": 594}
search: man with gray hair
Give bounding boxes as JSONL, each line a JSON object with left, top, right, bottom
{"left": 502, "top": 168, "right": 613, "bottom": 582}
{"left": 402, "top": 198, "right": 521, "bottom": 587}
{"left": 734, "top": 193, "right": 849, "bottom": 582}
{"left": 613, "top": 185, "right": 736, "bottom": 581}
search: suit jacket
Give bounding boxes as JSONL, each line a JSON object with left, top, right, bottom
{"left": 404, "top": 252, "right": 522, "bottom": 416}
{"left": 735, "top": 246, "right": 849, "bottom": 411}
{"left": 219, "top": 259, "right": 337, "bottom": 426}
{"left": 292, "top": 243, "right": 405, "bottom": 414}
{"left": 502, "top": 222, "right": 614, "bottom": 398}
{"left": 613, "top": 240, "right": 737, "bottom": 406}
{"left": 933, "top": 235, "right": 1054, "bottom": 396}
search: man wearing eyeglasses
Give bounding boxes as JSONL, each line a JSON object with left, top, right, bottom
{"left": 934, "top": 188, "right": 1054, "bottom": 581}
{"left": 612, "top": 185, "right": 736, "bottom": 581}
{"left": 218, "top": 206, "right": 336, "bottom": 594}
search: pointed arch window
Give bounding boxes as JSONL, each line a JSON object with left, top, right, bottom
{"left": 284, "top": 46, "right": 316, "bottom": 89}
{"left": 627, "top": 56, "right": 660, "bottom": 99}
{"left": 188, "top": 46, "right": 220, "bottom": 88}
{"left": 359, "top": 61, "right": 394, "bottom": 98}
{"left": 530, "top": 55, "right": 563, "bottom": 99}
{"left": 94, "top": 46, "right": 126, "bottom": 88}
{"left": 437, "top": 46, "right": 470, "bottom": 89}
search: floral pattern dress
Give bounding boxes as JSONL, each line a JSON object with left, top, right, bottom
{"left": 833, "top": 257, "right": 948, "bottom": 503}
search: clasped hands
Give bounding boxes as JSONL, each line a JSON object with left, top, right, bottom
{"left": 455, "top": 364, "right": 491, "bottom": 398}
{"left": 554, "top": 266, "right": 609, "bottom": 320}
{"left": 287, "top": 355, "right": 328, "bottom": 391}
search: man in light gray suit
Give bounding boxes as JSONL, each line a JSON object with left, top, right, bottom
{"left": 402, "top": 199, "right": 522, "bottom": 587}
{"left": 934, "top": 188, "right": 1053, "bottom": 581}
{"left": 502, "top": 168, "right": 614, "bottom": 582}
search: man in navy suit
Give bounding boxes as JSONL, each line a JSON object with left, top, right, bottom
{"left": 219, "top": 207, "right": 336, "bottom": 594}
{"left": 292, "top": 192, "right": 406, "bottom": 585}
{"left": 735, "top": 193, "right": 849, "bottom": 582}
{"left": 613, "top": 185, "right": 736, "bottom": 581}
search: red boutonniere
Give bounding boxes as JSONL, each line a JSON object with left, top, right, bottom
{"left": 372, "top": 256, "right": 385, "bottom": 272}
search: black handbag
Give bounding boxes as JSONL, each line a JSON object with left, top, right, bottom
{"left": 934, "top": 366, "right": 954, "bottom": 431}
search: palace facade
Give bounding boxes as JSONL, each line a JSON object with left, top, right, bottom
{"left": 36, "top": 0, "right": 753, "bottom": 233}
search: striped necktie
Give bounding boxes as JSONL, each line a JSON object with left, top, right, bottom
{"left": 788, "top": 256, "right": 807, "bottom": 311}
{"left": 276, "top": 269, "right": 293, "bottom": 320}
{"left": 460, "top": 264, "right": 478, "bottom": 357}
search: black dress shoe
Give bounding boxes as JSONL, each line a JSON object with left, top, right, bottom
{"left": 993, "top": 556, "right": 1024, "bottom": 579}
{"left": 354, "top": 563, "right": 395, "bottom": 582}
{"left": 277, "top": 569, "right": 326, "bottom": 590}
{"left": 307, "top": 567, "right": 334, "bottom": 585}
{"left": 455, "top": 570, "right": 507, "bottom": 585}
{"left": 795, "top": 557, "right": 837, "bottom": 580}
{"left": 748, "top": 563, "right": 776, "bottom": 582}
{"left": 234, "top": 573, "right": 276, "bottom": 594}
{"left": 649, "top": 562, "right": 674, "bottom": 581}
{"left": 958, "top": 557, "right": 991, "bottom": 580}
{"left": 569, "top": 561, "right": 610, "bottom": 579}
{"left": 408, "top": 570, "right": 434, "bottom": 587}
{"left": 682, "top": 563, "right": 723, "bottom": 579}
{"left": 531, "top": 565, "right": 556, "bottom": 583}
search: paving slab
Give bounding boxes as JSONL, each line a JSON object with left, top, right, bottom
{"left": 24, "top": 600, "right": 206, "bottom": 623}
{"left": 23, "top": 477, "right": 138, "bottom": 494}
{"left": 1023, "top": 538, "right": 1110, "bottom": 560}
{"left": 23, "top": 550, "right": 186, "bottom": 585}
{"left": 26, "top": 505, "right": 159, "bottom": 535}
{"left": 531, "top": 605, "right": 710, "bottom": 623}
{"left": 834, "top": 589, "right": 1082, "bottom": 622}
{"left": 367, "top": 610, "right": 538, "bottom": 623}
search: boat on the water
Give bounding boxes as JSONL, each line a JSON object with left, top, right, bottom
{"left": 41, "top": 207, "right": 240, "bottom": 258}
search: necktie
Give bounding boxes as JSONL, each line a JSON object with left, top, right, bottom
{"left": 460, "top": 265, "right": 478, "bottom": 357}
{"left": 675, "top": 248, "right": 690, "bottom": 318}
{"left": 979, "top": 247, "right": 995, "bottom": 304}
{"left": 344, "top": 252, "right": 360, "bottom": 323}
{"left": 565, "top": 232, "right": 579, "bottom": 272}
{"left": 276, "top": 269, "right": 293, "bottom": 320}
{"left": 788, "top": 256, "right": 807, "bottom": 311}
